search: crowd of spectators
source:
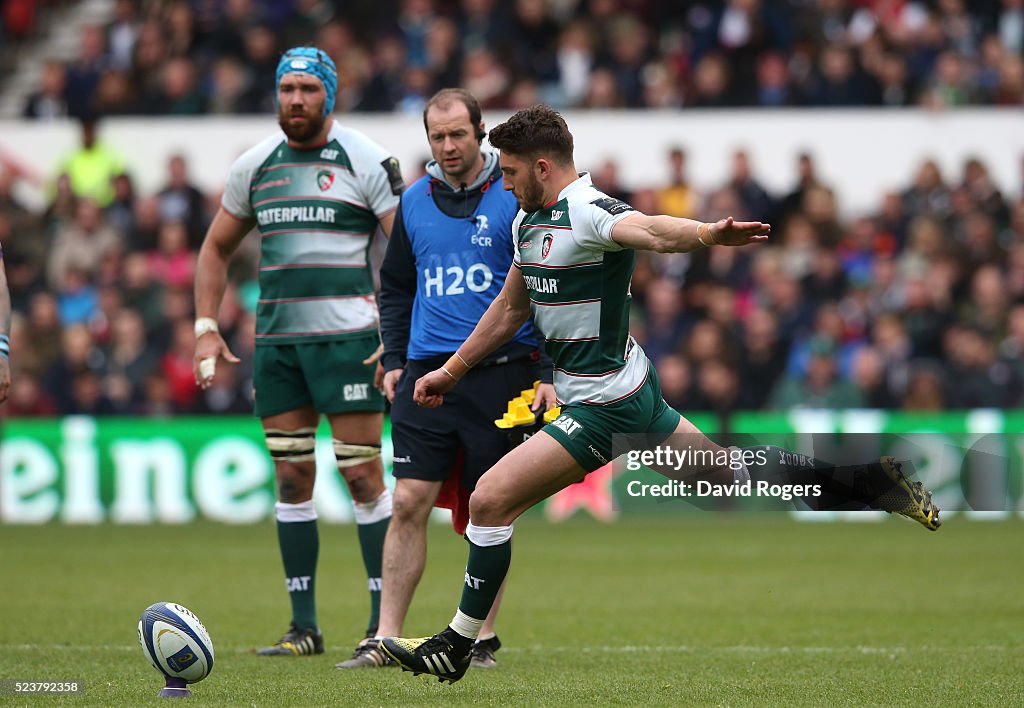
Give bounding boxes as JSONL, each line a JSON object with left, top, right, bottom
{"left": 4, "top": 0, "right": 1024, "bottom": 417}
{"left": 627, "top": 147, "right": 1024, "bottom": 414}
{"left": 1, "top": 113, "right": 1022, "bottom": 416}
{"left": 9, "top": 0, "right": 1024, "bottom": 119}
{"left": 0, "top": 122, "right": 261, "bottom": 417}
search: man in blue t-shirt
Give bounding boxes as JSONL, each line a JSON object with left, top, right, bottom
{"left": 337, "top": 89, "right": 555, "bottom": 670}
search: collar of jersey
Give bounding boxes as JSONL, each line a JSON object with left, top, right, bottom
{"left": 551, "top": 171, "right": 592, "bottom": 205}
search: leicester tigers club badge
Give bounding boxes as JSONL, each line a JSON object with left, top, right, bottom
{"left": 316, "top": 169, "right": 334, "bottom": 192}
{"left": 542, "top": 233, "right": 553, "bottom": 259}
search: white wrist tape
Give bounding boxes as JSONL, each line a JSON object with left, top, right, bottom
{"left": 194, "top": 317, "right": 219, "bottom": 338}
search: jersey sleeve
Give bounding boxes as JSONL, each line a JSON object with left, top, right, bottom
{"left": 221, "top": 155, "right": 254, "bottom": 219}
{"left": 220, "top": 135, "right": 281, "bottom": 219}
{"left": 347, "top": 132, "right": 403, "bottom": 220}
{"left": 379, "top": 200, "right": 416, "bottom": 372}
{"left": 570, "top": 195, "right": 636, "bottom": 252}
{"left": 511, "top": 211, "right": 526, "bottom": 268}
{"left": 220, "top": 132, "right": 290, "bottom": 219}
{"left": 367, "top": 158, "right": 402, "bottom": 219}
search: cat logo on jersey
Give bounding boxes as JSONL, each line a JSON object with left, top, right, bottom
{"left": 542, "top": 233, "right": 553, "bottom": 259}
{"left": 316, "top": 169, "right": 334, "bottom": 192}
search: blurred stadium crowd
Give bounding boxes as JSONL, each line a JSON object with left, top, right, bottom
{"left": 1, "top": 0, "right": 1023, "bottom": 418}
{"left": 1, "top": 127, "right": 1022, "bottom": 416}
{"left": 6, "top": 0, "right": 1024, "bottom": 118}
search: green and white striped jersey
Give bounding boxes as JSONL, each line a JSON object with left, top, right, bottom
{"left": 512, "top": 173, "right": 649, "bottom": 405}
{"left": 223, "top": 121, "right": 402, "bottom": 345}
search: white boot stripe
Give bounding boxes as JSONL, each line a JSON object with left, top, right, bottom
{"left": 440, "top": 653, "right": 456, "bottom": 672}
{"left": 422, "top": 654, "right": 438, "bottom": 673}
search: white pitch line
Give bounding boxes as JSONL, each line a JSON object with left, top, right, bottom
{"left": 2, "top": 644, "right": 1016, "bottom": 654}
{"left": 499, "top": 645, "right": 912, "bottom": 654}
{"left": 2, "top": 645, "right": 141, "bottom": 652}
{"left": 501, "top": 645, "right": 1020, "bottom": 654}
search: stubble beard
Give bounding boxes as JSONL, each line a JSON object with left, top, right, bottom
{"left": 519, "top": 174, "right": 546, "bottom": 213}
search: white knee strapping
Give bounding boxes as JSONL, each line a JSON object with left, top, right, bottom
{"left": 465, "top": 522, "right": 513, "bottom": 547}
{"left": 275, "top": 499, "right": 317, "bottom": 522}
{"left": 265, "top": 427, "right": 317, "bottom": 462}
{"left": 353, "top": 488, "right": 392, "bottom": 525}
{"left": 333, "top": 439, "right": 381, "bottom": 468}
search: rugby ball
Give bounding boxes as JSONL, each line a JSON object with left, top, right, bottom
{"left": 138, "top": 602, "right": 215, "bottom": 684}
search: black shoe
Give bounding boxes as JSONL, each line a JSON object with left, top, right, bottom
{"left": 381, "top": 628, "right": 472, "bottom": 683}
{"left": 255, "top": 622, "right": 324, "bottom": 656}
{"left": 874, "top": 456, "right": 941, "bottom": 531}
{"left": 335, "top": 636, "right": 395, "bottom": 668}
{"left": 469, "top": 634, "right": 501, "bottom": 669}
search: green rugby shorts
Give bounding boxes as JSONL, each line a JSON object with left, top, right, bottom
{"left": 542, "top": 365, "right": 681, "bottom": 473}
{"left": 252, "top": 333, "right": 385, "bottom": 417}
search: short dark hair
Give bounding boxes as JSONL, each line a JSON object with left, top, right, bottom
{"left": 422, "top": 88, "right": 485, "bottom": 141}
{"left": 488, "top": 105, "right": 574, "bottom": 165}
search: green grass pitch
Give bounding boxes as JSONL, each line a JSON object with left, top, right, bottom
{"left": 1, "top": 515, "right": 1022, "bottom": 706}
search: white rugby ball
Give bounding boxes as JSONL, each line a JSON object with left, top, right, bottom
{"left": 138, "top": 602, "right": 215, "bottom": 684}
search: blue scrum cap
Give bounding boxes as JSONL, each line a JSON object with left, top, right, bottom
{"left": 276, "top": 47, "right": 337, "bottom": 118}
